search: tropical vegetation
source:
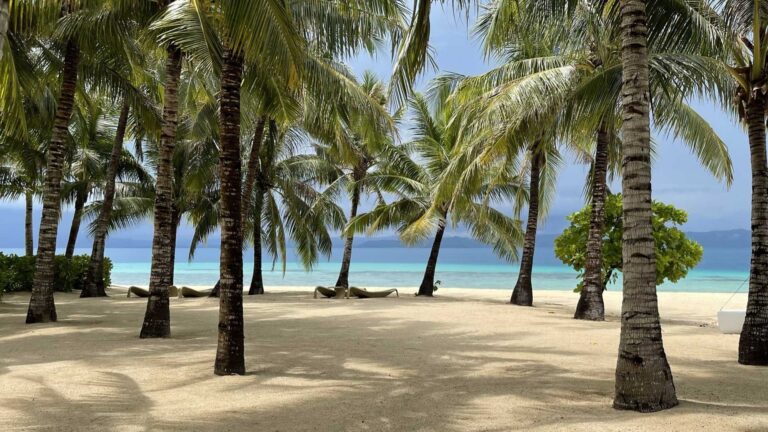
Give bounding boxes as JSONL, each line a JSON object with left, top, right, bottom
{"left": 1, "top": 0, "right": 767, "bottom": 417}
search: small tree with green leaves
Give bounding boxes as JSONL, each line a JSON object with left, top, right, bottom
{"left": 554, "top": 194, "right": 703, "bottom": 292}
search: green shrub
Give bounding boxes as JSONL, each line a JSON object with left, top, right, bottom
{"left": 0, "top": 253, "right": 112, "bottom": 297}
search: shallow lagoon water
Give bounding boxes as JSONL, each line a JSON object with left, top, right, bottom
{"left": 3, "top": 244, "right": 748, "bottom": 293}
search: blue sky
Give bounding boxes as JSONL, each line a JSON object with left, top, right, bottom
{"left": 0, "top": 7, "right": 750, "bottom": 249}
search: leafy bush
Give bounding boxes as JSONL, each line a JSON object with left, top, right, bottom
{"left": 0, "top": 253, "right": 112, "bottom": 297}
{"left": 554, "top": 194, "right": 703, "bottom": 292}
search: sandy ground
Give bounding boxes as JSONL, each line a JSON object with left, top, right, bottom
{"left": 0, "top": 286, "right": 766, "bottom": 432}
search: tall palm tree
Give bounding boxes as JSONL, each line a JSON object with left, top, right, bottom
{"left": 81, "top": 101, "right": 129, "bottom": 297}
{"left": 25, "top": 1, "right": 81, "bottom": 324}
{"left": 307, "top": 73, "right": 396, "bottom": 289}
{"left": 716, "top": 0, "right": 768, "bottom": 366}
{"left": 6, "top": 0, "right": 155, "bottom": 323}
{"left": 349, "top": 93, "right": 524, "bottom": 296}
{"left": 612, "top": 0, "right": 677, "bottom": 410}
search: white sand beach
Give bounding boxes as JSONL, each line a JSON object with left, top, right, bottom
{"left": 0, "top": 287, "right": 766, "bottom": 431}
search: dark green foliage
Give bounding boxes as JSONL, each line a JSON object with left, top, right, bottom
{"left": 554, "top": 194, "right": 703, "bottom": 292}
{"left": 0, "top": 253, "right": 112, "bottom": 297}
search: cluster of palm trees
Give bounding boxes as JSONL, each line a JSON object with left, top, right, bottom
{"left": 1, "top": 0, "right": 768, "bottom": 414}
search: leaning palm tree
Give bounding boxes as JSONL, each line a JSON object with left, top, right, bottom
{"left": 306, "top": 73, "right": 398, "bottom": 288}
{"left": 471, "top": 1, "right": 732, "bottom": 318}
{"left": 349, "top": 93, "right": 524, "bottom": 296}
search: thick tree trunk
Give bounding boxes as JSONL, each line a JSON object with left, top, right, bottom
{"left": 613, "top": 0, "right": 678, "bottom": 412}
{"left": 26, "top": 41, "right": 80, "bottom": 324}
{"left": 249, "top": 187, "right": 264, "bottom": 295}
{"left": 214, "top": 47, "right": 245, "bottom": 376}
{"left": 511, "top": 149, "right": 541, "bottom": 306}
{"left": 82, "top": 102, "right": 129, "bottom": 298}
{"left": 64, "top": 188, "right": 87, "bottom": 260}
{"left": 0, "top": 0, "right": 8, "bottom": 63}
{"left": 417, "top": 218, "right": 446, "bottom": 296}
{"left": 140, "top": 46, "right": 181, "bottom": 338}
{"left": 335, "top": 174, "right": 362, "bottom": 288}
{"left": 740, "top": 94, "right": 768, "bottom": 365}
{"left": 575, "top": 124, "right": 610, "bottom": 320}
{"left": 25, "top": 191, "right": 34, "bottom": 257}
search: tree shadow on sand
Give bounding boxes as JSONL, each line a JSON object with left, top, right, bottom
{"left": 1, "top": 290, "right": 767, "bottom": 431}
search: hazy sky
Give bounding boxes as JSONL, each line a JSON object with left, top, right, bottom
{"left": 0, "top": 7, "right": 750, "bottom": 248}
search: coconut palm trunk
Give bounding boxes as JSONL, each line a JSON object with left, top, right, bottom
{"left": 25, "top": 191, "right": 34, "bottom": 257}
{"left": 139, "top": 46, "right": 182, "bottom": 338}
{"left": 575, "top": 124, "right": 610, "bottom": 320}
{"left": 249, "top": 187, "right": 264, "bottom": 295}
{"left": 0, "top": 0, "right": 8, "bottom": 63}
{"left": 64, "top": 188, "right": 87, "bottom": 259}
{"left": 26, "top": 41, "right": 80, "bottom": 324}
{"left": 241, "top": 117, "right": 265, "bottom": 222}
{"left": 335, "top": 172, "right": 362, "bottom": 288}
{"left": 214, "top": 47, "right": 245, "bottom": 376}
{"left": 740, "top": 94, "right": 768, "bottom": 365}
{"left": 206, "top": 117, "right": 267, "bottom": 298}
{"left": 613, "top": 0, "right": 678, "bottom": 411}
{"left": 168, "top": 205, "right": 180, "bottom": 286}
{"left": 82, "top": 102, "right": 129, "bottom": 297}
{"left": 510, "top": 148, "right": 541, "bottom": 306}
{"left": 417, "top": 217, "right": 446, "bottom": 296}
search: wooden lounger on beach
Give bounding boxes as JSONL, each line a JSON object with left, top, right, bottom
{"left": 181, "top": 287, "right": 213, "bottom": 298}
{"left": 128, "top": 286, "right": 179, "bottom": 298}
{"left": 349, "top": 287, "right": 399, "bottom": 298}
{"left": 127, "top": 286, "right": 149, "bottom": 298}
{"left": 313, "top": 286, "right": 349, "bottom": 299}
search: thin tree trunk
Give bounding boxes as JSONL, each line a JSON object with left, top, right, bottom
{"left": 417, "top": 217, "right": 446, "bottom": 296}
{"left": 241, "top": 117, "right": 266, "bottom": 224}
{"left": 64, "top": 188, "right": 87, "bottom": 260}
{"left": 169, "top": 206, "right": 180, "bottom": 287}
{"left": 740, "top": 93, "right": 768, "bottom": 365}
{"left": 575, "top": 124, "right": 610, "bottom": 320}
{"left": 25, "top": 191, "right": 34, "bottom": 257}
{"left": 215, "top": 47, "right": 245, "bottom": 376}
{"left": 0, "top": 0, "right": 8, "bottom": 63}
{"left": 82, "top": 102, "right": 129, "bottom": 298}
{"left": 140, "top": 46, "right": 181, "bottom": 338}
{"left": 335, "top": 173, "right": 362, "bottom": 288}
{"left": 511, "top": 148, "right": 541, "bottom": 306}
{"left": 613, "top": 0, "right": 678, "bottom": 412}
{"left": 26, "top": 41, "right": 80, "bottom": 324}
{"left": 249, "top": 187, "right": 264, "bottom": 295}
{"left": 209, "top": 117, "right": 267, "bottom": 298}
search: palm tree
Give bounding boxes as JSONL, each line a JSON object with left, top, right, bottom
{"left": 716, "top": 0, "right": 768, "bottom": 366}
{"left": 25, "top": 1, "right": 82, "bottom": 324}
{"left": 307, "top": 73, "right": 396, "bottom": 289}
{"left": 446, "top": 0, "right": 731, "bottom": 314}
{"left": 4, "top": 0, "right": 155, "bottom": 323}
{"left": 349, "top": 93, "right": 523, "bottom": 296}
{"left": 81, "top": 101, "right": 129, "bottom": 297}
{"left": 612, "top": 0, "right": 677, "bottom": 410}
{"left": 189, "top": 121, "right": 344, "bottom": 296}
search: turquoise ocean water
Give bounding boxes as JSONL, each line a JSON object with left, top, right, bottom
{"left": 2, "top": 244, "right": 750, "bottom": 293}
